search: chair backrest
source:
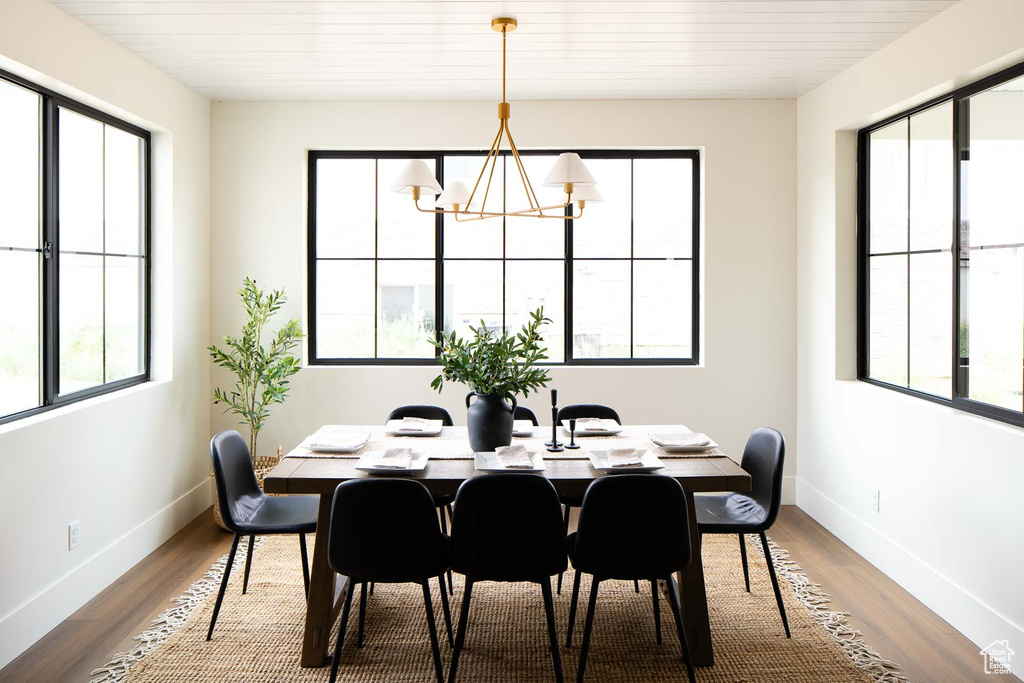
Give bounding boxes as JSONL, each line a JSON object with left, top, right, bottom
{"left": 210, "top": 430, "right": 264, "bottom": 534}
{"left": 450, "top": 474, "right": 567, "bottom": 581}
{"left": 514, "top": 406, "right": 539, "bottom": 425}
{"left": 556, "top": 404, "right": 621, "bottom": 424}
{"left": 740, "top": 427, "right": 786, "bottom": 530}
{"left": 571, "top": 475, "right": 691, "bottom": 580}
{"left": 328, "top": 478, "right": 447, "bottom": 583}
{"left": 386, "top": 405, "right": 455, "bottom": 427}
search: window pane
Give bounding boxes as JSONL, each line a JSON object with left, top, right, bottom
{"left": 0, "top": 251, "right": 39, "bottom": 415}
{"left": 59, "top": 254, "right": 104, "bottom": 394}
{"left": 59, "top": 109, "right": 104, "bottom": 253}
{"left": 444, "top": 155, "right": 503, "bottom": 258}
{"left": 634, "top": 158, "right": 693, "bottom": 258}
{"left": 378, "top": 158, "right": 435, "bottom": 258}
{"left": 574, "top": 158, "right": 631, "bottom": 258}
{"left": 0, "top": 79, "right": 40, "bottom": 250}
{"left": 377, "top": 260, "right": 435, "bottom": 359}
{"left": 910, "top": 103, "right": 953, "bottom": 251}
{"left": 506, "top": 155, "right": 564, "bottom": 258}
{"left": 316, "top": 158, "right": 375, "bottom": 258}
{"left": 965, "top": 247, "right": 1023, "bottom": 411}
{"left": 506, "top": 260, "right": 564, "bottom": 362}
{"left": 868, "top": 255, "right": 908, "bottom": 386}
{"left": 634, "top": 260, "right": 692, "bottom": 359}
{"left": 104, "top": 126, "right": 143, "bottom": 255}
{"left": 909, "top": 252, "right": 952, "bottom": 397}
{"left": 870, "top": 119, "right": 908, "bottom": 254}
{"left": 573, "top": 260, "right": 631, "bottom": 359}
{"left": 963, "top": 77, "right": 1024, "bottom": 248}
{"left": 443, "top": 260, "right": 502, "bottom": 339}
{"left": 105, "top": 256, "right": 144, "bottom": 381}
{"left": 316, "top": 260, "right": 374, "bottom": 358}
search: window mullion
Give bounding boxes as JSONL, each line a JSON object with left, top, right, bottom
{"left": 41, "top": 95, "right": 59, "bottom": 405}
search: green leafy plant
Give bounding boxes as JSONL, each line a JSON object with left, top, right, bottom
{"left": 430, "top": 307, "right": 552, "bottom": 400}
{"left": 208, "top": 278, "right": 303, "bottom": 460}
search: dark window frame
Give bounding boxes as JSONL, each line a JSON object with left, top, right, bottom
{"left": 307, "top": 148, "right": 701, "bottom": 366}
{"left": 0, "top": 67, "right": 151, "bottom": 426}
{"left": 857, "top": 59, "right": 1024, "bottom": 429}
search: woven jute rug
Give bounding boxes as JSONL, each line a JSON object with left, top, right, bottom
{"left": 92, "top": 533, "right": 905, "bottom": 682}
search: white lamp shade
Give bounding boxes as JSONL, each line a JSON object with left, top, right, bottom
{"left": 436, "top": 180, "right": 474, "bottom": 208}
{"left": 542, "top": 152, "right": 597, "bottom": 187}
{"left": 389, "top": 159, "right": 443, "bottom": 195}
{"left": 570, "top": 184, "right": 603, "bottom": 202}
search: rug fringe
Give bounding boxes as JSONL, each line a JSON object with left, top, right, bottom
{"left": 89, "top": 536, "right": 263, "bottom": 683}
{"left": 750, "top": 534, "right": 908, "bottom": 683}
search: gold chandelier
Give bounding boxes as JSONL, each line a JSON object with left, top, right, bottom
{"left": 388, "top": 17, "right": 600, "bottom": 221}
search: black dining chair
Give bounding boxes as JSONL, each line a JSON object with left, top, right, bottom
{"left": 514, "top": 406, "right": 539, "bottom": 425}
{"left": 695, "top": 427, "right": 790, "bottom": 638}
{"left": 447, "top": 474, "right": 566, "bottom": 683}
{"left": 566, "top": 475, "right": 695, "bottom": 683}
{"left": 552, "top": 404, "right": 633, "bottom": 595}
{"left": 327, "top": 478, "right": 454, "bottom": 683}
{"left": 207, "top": 430, "right": 316, "bottom": 641}
{"left": 385, "top": 405, "right": 456, "bottom": 595}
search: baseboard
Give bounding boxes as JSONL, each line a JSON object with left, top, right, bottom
{"left": 0, "top": 477, "right": 212, "bottom": 670}
{"left": 782, "top": 475, "right": 796, "bottom": 505}
{"left": 796, "top": 477, "right": 1024, "bottom": 652}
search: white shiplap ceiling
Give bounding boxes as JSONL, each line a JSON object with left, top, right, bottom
{"left": 52, "top": 0, "right": 960, "bottom": 101}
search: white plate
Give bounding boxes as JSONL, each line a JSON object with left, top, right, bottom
{"left": 650, "top": 433, "right": 719, "bottom": 452}
{"left": 384, "top": 419, "right": 444, "bottom": 436}
{"left": 587, "top": 450, "right": 665, "bottom": 473}
{"left": 561, "top": 419, "right": 623, "bottom": 436}
{"left": 474, "top": 451, "right": 546, "bottom": 473}
{"left": 355, "top": 451, "right": 429, "bottom": 474}
{"left": 512, "top": 420, "right": 536, "bottom": 437}
{"left": 300, "top": 429, "right": 370, "bottom": 453}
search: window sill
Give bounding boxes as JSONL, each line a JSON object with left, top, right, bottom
{"left": 0, "top": 378, "right": 165, "bottom": 436}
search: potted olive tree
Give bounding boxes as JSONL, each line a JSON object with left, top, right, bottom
{"left": 208, "top": 277, "right": 303, "bottom": 529}
{"left": 430, "top": 308, "right": 552, "bottom": 452}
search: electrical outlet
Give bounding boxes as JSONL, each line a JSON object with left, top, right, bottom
{"left": 870, "top": 489, "right": 880, "bottom": 514}
{"left": 69, "top": 520, "right": 81, "bottom": 551}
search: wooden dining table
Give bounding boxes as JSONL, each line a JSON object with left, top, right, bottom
{"left": 263, "top": 424, "right": 750, "bottom": 669}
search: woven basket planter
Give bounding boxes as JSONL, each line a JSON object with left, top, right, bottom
{"left": 211, "top": 454, "right": 281, "bottom": 532}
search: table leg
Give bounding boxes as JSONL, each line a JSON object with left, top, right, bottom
{"left": 674, "top": 490, "right": 714, "bottom": 667}
{"left": 300, "top": 494, "right": 349, "bottom": 667}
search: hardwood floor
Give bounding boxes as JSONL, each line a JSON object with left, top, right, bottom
{"left": 0, "top": 506, "right": 1011, "bottom": 682}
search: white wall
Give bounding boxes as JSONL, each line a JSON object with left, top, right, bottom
{"left": 0, "top": 0, "right": 211, "bottom": 668}
{"left": 210, "top": 99, "right": 798, "bottom": 496}
{"left": 796, "top": 0, "right": 1024, "bottom": 654}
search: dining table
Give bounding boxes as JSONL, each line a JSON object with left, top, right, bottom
{"left": 262, "top": 423, "right": 751, "bottom": 669}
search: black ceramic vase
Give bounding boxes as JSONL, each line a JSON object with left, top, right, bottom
{"left": 465, "top": 391, "right": 517, "bottom": 452}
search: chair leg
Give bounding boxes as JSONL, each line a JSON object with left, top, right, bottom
{"left": 634, "top": 579, "right": 640, "bottom": 593}
{"left": 369, "top": 582, "right": 374, "bottom": 596}
{"left": 329, "top": 581, "right": 356, "bottom": 683}
{"left": 357, "top": 582, "right": 368, "bottom": 647}
{"left": 207, "top": 533, "right": 240, "bottom": 641}
{"left": 557, "top": 506, "right": 571, "bottom": 594}
{"left": 447, "top": 578, "right": 474, "bottom": 683}
{"left": 242, "top": 534, "right": 255, "bottom": 595}
{"left": 576, "top": 578, "right": 601, "bottom": 683}
{"left": 541, "top": 578, "right": 564, "bottom": 683}
{"left": 566, "top": 569, "right": 582, "bottom": 647}
{"left": 650, "top": 579, "right": 662, "bottom": 645}
{"left": 665, "top": 575, "right": 696, "bottom": 683}
{"left": 439, "top": 506, "right": 454, "bottom": 595}
{"left": 299, "top": 533, "right": 310, "bottom": 597}
{"left": 422, "top": 582, "right": 445, "bottom": 683}
{"left": 739, "top": 533, "right": 750, "bottom": 592}
{"left": 759, "top": 531, "right": 791, "bottom": 638}
{"left": 438, "top": 574, "right": 454, "bottom": 646}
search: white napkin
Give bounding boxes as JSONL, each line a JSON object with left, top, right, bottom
{"left": 399, "top": 416, "right": 431, "bottom": 432}
{"left": 374, "top": 447, "right": 414, "bottom": 469}
{"left": 306, "top": 432, "right": 368, "bottom": 451}
{"left": 653, "top": 433, "right": 711, "bottom": 448}
{"left": 495, "top": 445, "right": 535, "bottom": 469}
{"left": 607, "top": 448, "right": 644, "bottom": 467}
{"left": 577, "top": 417, "right": 610, "bottom": 431}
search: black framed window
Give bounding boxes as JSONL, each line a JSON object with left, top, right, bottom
{"left": 308, "top": 150, "right": 700, "bottom": 365}
{"left": 0, "top": 69, "right": 150, "bottom": 425}
{"left": 858, "top": 60, "right": 1024, "bottom": 427}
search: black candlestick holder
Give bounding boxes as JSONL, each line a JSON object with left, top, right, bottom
{"left": 546, "top": 405, "right": 563, "bottom": 452}
{"left": 565, "top": 418, "right": 580, "bottom": 449}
